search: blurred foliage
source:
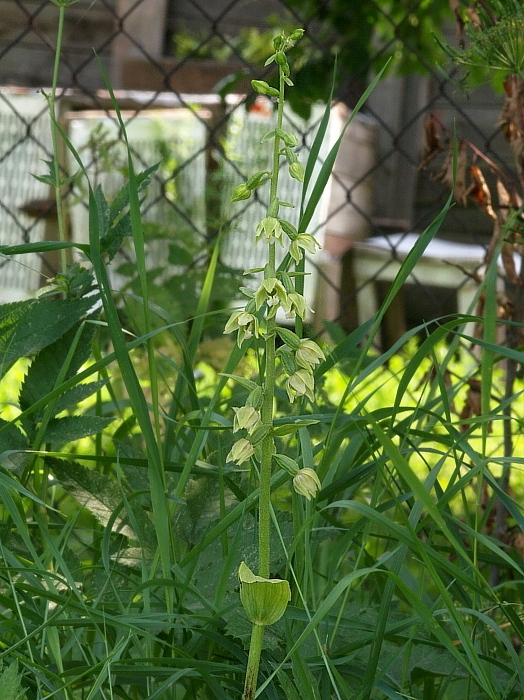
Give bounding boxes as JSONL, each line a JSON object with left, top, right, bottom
{"left": 173, "top": 0, "right": 453, "bottom": 118}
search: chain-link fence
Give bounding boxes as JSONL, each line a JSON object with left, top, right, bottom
{"left": 0, "top": 0, "right": 518, "bottom": 346}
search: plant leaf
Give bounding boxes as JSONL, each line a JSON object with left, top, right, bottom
{"left": 0, "top": 298, "right": 94, "bottom": 377}
{"left": 44, "top": 416, "right": 114, "bottom": 445}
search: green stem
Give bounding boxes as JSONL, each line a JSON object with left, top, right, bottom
{"left": 243, "top": 58, "right": 287, "bottom": 700}
{"left": 259, "top": 68, "right": 286, "bottom": 579}
{"left": 49, "top": 3, "right": 68, "bottom": 275}
{"left": 242, "top": 623, "right": 266, "bottom": 700}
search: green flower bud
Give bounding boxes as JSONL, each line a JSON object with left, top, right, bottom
{"left": 275, "top": 326, "right": 301, "bottom": 350}
{"left": 279, "top": 271, "right": 294, "bottom": 293}
{"left": 275, "top": 51, "right": 287, "bottom": 66}
{"left": 273, "top": 453, "right": 300, "bottom": 476}
{"left": 231, "top": 184, "right": 251, "bottom": 202}
{"left": 289, "top": 161, "right": 305, "bottom": 182}
{"left": 273, "top": 35, "right": 284, "bottom": 50}
{"left": 284, "top": 147, "right": 298, "bottom": 164}
{"left": 251, "top": 80, "right": 280, "bottom": 97}
{"left": 278, "top": 346, "right": 297, "bottom": 376}
{"left": 246, "top": 385, "right": 263, "bottom": 409}
{"left": 289, "top": 29, "right": 305, "bottom": 41}
{"left": 278, "top": 219, "right": 297, "bottom": 239}
{"left": 239, "top": 562, "right": 291, "bottom": 626}
{"left": 275, "top": 129, "right": 298, "bottom": 147}
{"left": 293, "top": 468, "right": 321, "bottom": 500}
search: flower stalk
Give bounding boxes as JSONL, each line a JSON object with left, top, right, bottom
{"left": 223, "top": 29, "right": 325, "bottom": 699}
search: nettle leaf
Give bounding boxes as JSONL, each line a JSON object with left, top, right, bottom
{"left": 47, "top": 456, "right": 156, "bottom": 550}
{"left": 54, "top": 379, "right": 110, "bottom": 415}
{"left": 100, "top": 210, "right": 131, "bottom": 262}
{"left": 45, "top": 457, "right": 134, "bottom": 536}
{"left": 0, "top": 660, "right": 25, "bottom": 700}
{"left": 19, "top": 320, "right": 99, "bottom": 431}
{"left": 99, "top": 163, "right": 159, "bottom": 261}
{"left": 44, "top": 415, "right": 114, "bottom": 445}
{"left": 94, "top": 184, "right": 111, "bottom": 236}
{"left": 0, "top": 298, "right": 94, "bottom": 377}
{"left": 0, "top": 419, "right": 28, "bottom": 470}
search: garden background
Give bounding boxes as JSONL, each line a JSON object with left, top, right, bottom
{"left": 1, "top": 1, "right": 524, "bottom": 700}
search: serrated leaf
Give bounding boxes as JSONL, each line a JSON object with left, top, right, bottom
{"left": 54, "top": 379, "right": 110, "bottom": 414}
{"left": 45, "top": 457, "right": 134, "bottom": 536}
{"left": 19, "top": 320, "right": 99, "bottom": 431}
{"left": 49, "top": 456, "right": 156, "bottom": 550}
{"left": 100, "top": 210, "right": 131, "bottom": 261}
{"left": 0, "top": 419, "right": 27, "bottom": 468}
{"left": 0, "top": 661, "right": 25, "bottom": 700}
{"left": 94, "top": 184, "right": 110, "bottom": 237}
{"left": 44, "top": 415, "right": 114, "bottom": 445}
{"left": 0, "top": 298, "right": 94, "bottom": 377}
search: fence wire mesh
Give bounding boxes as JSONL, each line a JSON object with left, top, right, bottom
{"left": 0, "top": 0, "right": 518, "bottom": 345}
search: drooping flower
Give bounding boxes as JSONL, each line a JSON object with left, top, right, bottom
{"left": 285, "top": 369, "right": 315, "bottom": 403}
{"left": 295, "top": 339, "right": 325, "bottom": 372}
{"left": 255, "top": 277, "right": 288, "bottom": 316}
{"left": 282, "top": 291, "right": 312, "bottom": 320}
{"left": 292, "top": 468, "right": 321, "bottom": 500}
{"left": 289, "top": 233, "right": 322, "bottom": 264}
{"left": 255, "top": 217, "right": 284, "bottom": 246}
{"left": 233, "top": 405, "right": 261, "bottom": 434}
{"left": 226, "top": 438, "right": 255, "bottom": 465}
{"left": 223, "top": 310, "right": 260, "bottom": 347}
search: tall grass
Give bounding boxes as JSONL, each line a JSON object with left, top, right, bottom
{"left": 0, "top": 13, "right": 524, "bottom": 700}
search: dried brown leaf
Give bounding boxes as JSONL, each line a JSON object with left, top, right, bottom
{"left": 434, "top": 149, "right": 455, "bottom": 190}
{"left": 467, "top": 165, "right": 497, "bottom": 220}
{"left": 466, "top": 4, "right": 481, "bottom": 28}
{"left": 499, "top": 76, "right": 524, "bottom": 143}
{"left": 449, "top": 0, "right": 465, "bottom": 47}
{"left": 501, "top": 241, "right": 519, "bottom": 285}
{"left": 420, "top": 115, "right": 444, "bottom": 169}
{"left": 497, "top": 178, "right": 511, "bottom": 212}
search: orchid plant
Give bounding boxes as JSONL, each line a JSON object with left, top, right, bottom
{"left": 223, "top": 29, "right": 326, "bottom": 699}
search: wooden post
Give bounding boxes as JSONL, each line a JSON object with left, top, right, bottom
{"left": 111, "top": 0, "right": 168, "bottom": 88}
